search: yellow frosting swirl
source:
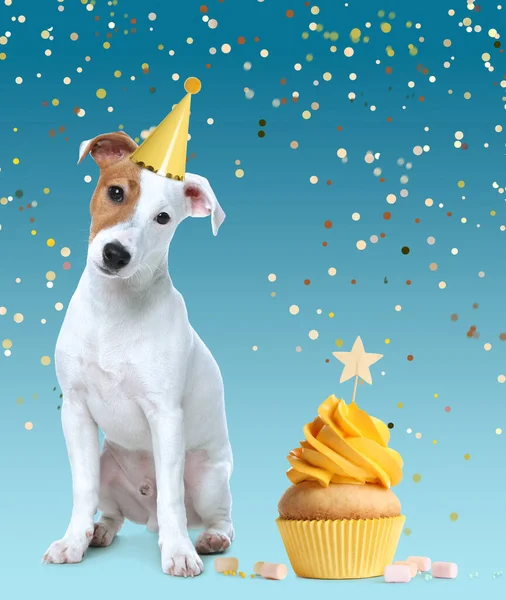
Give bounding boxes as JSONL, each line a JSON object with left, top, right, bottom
{"left": 287, "top": 395, "right": 403, "bottom": 489}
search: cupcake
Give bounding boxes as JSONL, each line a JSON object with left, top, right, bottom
{"left": 276, "top": 394, "right": 405, "bottom": 579}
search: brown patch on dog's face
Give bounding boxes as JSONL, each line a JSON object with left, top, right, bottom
{"left": 89, "top": 158, "right": 142, "bottom": 241}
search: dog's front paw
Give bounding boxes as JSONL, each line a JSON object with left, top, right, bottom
{"left": 160, "top": 539, "right": 204, "bottom": 577}
{"left": 43, "top": 531, "right": 93, "bottom": 564}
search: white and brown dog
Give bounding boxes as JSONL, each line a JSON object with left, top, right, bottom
{"left": 42, "top": 132, "right": 233, "bottom": 577}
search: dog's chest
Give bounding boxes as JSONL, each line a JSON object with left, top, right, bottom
{"left": 72, "top": 324, "right": 155, "bottom": 449}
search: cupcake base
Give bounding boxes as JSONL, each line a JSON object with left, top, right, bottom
{"left": 276, "top": 515, "right": 405, "bottom": 579}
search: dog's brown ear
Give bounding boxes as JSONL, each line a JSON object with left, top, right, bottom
{"left": 78, "top": 132, "right": 138, "bottom": 168}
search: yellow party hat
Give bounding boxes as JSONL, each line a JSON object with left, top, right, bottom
{"left": 130, "top": 77, "right": 201, "bottom": 181}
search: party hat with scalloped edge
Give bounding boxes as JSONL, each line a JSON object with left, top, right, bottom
{"left": 129, "top": 77, "right": 201, "bottom": 181}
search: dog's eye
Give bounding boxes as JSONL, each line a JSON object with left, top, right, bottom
{"left": 156, "top": 212, "right": 171, "bottom": 225}
{"left": 108, "top": 186, "right": 124, "bottom": 203}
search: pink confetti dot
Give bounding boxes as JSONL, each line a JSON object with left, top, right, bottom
{"left": 445, "top": 406, "right": 451, "bottom": 412}
{"left": 63, "top": 262, "right": 71, "bottom": 270}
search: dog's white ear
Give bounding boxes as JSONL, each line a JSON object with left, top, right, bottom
{"left": 183, "top": 173, "right": 226, "bottom": 236}
{"left": 78, "top": 132, "right": 138, "bottom": 169}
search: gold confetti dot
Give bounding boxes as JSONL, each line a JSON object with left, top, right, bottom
{"left": 47, "top": 238, "right": 55, "bottom": 247}
{"left": 13, "top": 313, "right": 24, "bottom": 323}
{"left": 41, "top": 356, "right": 51, "bottom": 366}
{"left": 2, "top": 339, "right": 12, "bottom": 349}
{"left": 96, "top": 88, "right": 107, "bottom": 99}
{"left": 464, "top": 454, "right": 471, "bottom": 460}
{"left": 384, "top": 338, "right": 390, "bottom": 344}
{"left": 235, "top": 169, "right": 244, "bottom": 178}
{"left": 404, "top": 528, "right": 412, "bottom": 536}
{"left": 496, "top": 428, "right": 503, "bottom": 435}
{"left": 380, "top": 22, "right": 392, "bottom": 33}
{"left": 335, "top": 339, "right": 344, "bottom": 347}
{"left": 412, "top": 473, "right": 422, "bottom": 483}
{"left": 397, "top": 402, "right": 404, "bottom": 408}
{"left": 457, "top": 180, "right": 465, "bottom": 188}
{"left": 449, "top": 512, "right": 459, "bottom": 521}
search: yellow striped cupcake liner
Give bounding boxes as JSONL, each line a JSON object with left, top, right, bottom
{"left": 276, "top": 515, "right": 405, "bottom": 580}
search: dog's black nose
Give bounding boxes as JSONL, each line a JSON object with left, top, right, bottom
{"left": 102, "top": 242, "right": 131, "bottom": 270}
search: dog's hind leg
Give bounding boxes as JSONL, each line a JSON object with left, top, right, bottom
{"left": 186, "top": 448, "right": 234, "bottom": 555}
{"left": 90, "top": 444, "right": 125, "bottom": 548}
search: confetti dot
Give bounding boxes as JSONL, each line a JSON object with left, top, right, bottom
{"left": 25, "top": 422, "right": 33, "bottom": 431}
{"left": 324, "top": 220, "right": 333, "bottom": 229}
{"left": 449, "top": 512, "right": 459, "bottom": 521}
{"left": 412, "top": 474, "right": 422, "bottom": 483}
{"left": 2, "top": 339, "right": 12, "bottom": 349}
{"left": 337, "top": 148, "right": 347, "bottom": 158}
{"left": 464, "top": 454, "right": 471, "bottom": 460}
{"left": 13, "top": 313, "right": 23, "bottom": 323}
{"left": 352, "top": 212, "right": 360, "bottom": 221}
{"left": 439, "top": 281, "right": 447, "bottom": 289}
{"left": 356, "top": 240, "right": 366, "bottom": 250}
{"left": 41, "top": 356, "right": 51, "bottom": 366}
{"left": 47, "top": 238, "right": 55, "bottom": 247}
{"left": 496, "top": 428, "right": 503, "bottom": 435}
{"left": 385, "top": 338, "right": 390, "bottom": 344}
{"left": 401, "top": 246, "right": 410, "bottom": 255}
{"left": 289, "top": 305, "right": 299, "bottom": 315}
{"left": 252, "top": 345, "right": 258, "bottom": 351}
{"left": 46, "top": 271, "right": 56, "bottom": 281}
{"left": 267, "top": 273, "right": 276, "bottom": 282}
{"left": 498, "top": 375, "right": 506, "bottom": 384}
{"left": 308, "top": 330, "right": 319, "bottom": 340}
{"left": 235, "top": 169, "right": 244, "bottom": 178}
{"left": 404, "top": 528, "right": 412, "bottom": 536}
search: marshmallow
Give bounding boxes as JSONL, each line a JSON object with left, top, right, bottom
{"left": 406, "top": 556, "right": 431, "bottom": 572}
{"left": 253, "top": 561, "right": 264, "bottom": 575}
{"left": 260, "top": 563, "right": 288, "bottom": 580}
{"left": 394, "top": 560, "right": 417, "bottom": 578}
{"left": 214, "top": 557, "right": 239, "bottom": 573}
{"left": 384, "top": 564, "right": 412, "bottom": 583}
{"left": 432, "top": 562, "right": 458, "bottom": 579}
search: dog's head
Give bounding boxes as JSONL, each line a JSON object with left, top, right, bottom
{"left": 78, "top": 131, "right": 225, "bottom": 279}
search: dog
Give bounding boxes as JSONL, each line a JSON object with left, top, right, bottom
{"left": 42, "top": 131, "right": 234, "bottom": 577}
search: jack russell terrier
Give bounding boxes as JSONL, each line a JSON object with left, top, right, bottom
{"left": 43, "top": 131, "right": 233, "bottom": 577}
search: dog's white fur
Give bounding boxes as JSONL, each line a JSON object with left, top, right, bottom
{"left": 43, "top": 134, "right": 233, "bottom": 577}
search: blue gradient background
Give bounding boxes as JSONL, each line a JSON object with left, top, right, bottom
{"left": 1, "top": 0, "right": 505, "bottom": 598}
